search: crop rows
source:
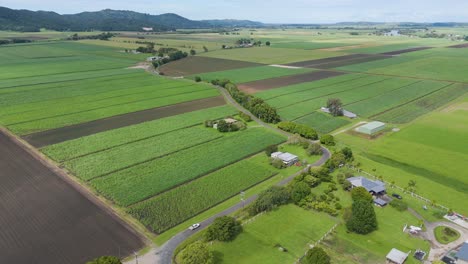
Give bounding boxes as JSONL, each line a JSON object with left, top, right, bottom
{"left": 42, "top": 105, "right": 235, "bottom": 161}
{"left": 64, "top": 126, "right": 223, "bottom": 180}
{"left": 295, "top": 112, "right": 351, "bottom": 134}
{"left": 346, "top": 80, "right": 451, "bottom": 117}
{"left": 90, "top": 128, "right": 286, "bottom": 206}
{"left": 128, "top": 159, "right": 276, "bottom": 233}
{"left": 374, "top": 83, "right": 468, "bottom": 123}
{"left": 8, "top": 88, "right": 219, "bottom": 135}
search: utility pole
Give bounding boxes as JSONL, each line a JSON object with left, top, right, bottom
{"left": 134, "top": 252, "right": 138, "bottom": 264}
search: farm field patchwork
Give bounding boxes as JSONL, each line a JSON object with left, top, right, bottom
{"left": 128, "top": 157, "right": 277, "bottom": 233}
{"left": 199, "top": 46, "right": 346, "bottom": 64}
{"left": 338, "top": 48, "right": 468, "bottom": 82}
{"left": 270, "top": 41, "right": 352, "bottom": 50}
{"left": 295, "top": 111, "right": 351, "bottom": 134}
{"left": 89, "top": 128, "right": 286, "bottom": 206}
{"left": 159, "top": 56, "right": 263, "bottom": 76}
{"left": 189, "top": 65, "right": 313, "bottom": 84}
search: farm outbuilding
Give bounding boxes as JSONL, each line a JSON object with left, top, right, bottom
{"left": 347, "top": 176, "right": 386, "bottom": 195}
{"left": 456, "top": 241, "right": 468, "bottom": 264}
{"left": 386, "top": 248, "right": 409, "bottom": 264}
{"left": 356, "top": 121, "right": 386, "bottom": 135}
{"left": 271, "top": 152, "right": 299, "bottom": 166}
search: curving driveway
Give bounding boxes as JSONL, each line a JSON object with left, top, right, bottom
{"left": 127, "top": 86, "right": 331, "bottom": 264}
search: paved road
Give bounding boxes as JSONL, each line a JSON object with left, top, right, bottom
{"left": 128, "top": 86, "right": 331, "bottom": 264}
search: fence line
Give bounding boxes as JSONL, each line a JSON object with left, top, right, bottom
{"left": 296, "top": 223, "right": 339, "bottom": 263}
{"left": 346, "top": 165, "right": 450, "bottom": 211}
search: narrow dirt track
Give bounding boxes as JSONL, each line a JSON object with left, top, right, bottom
{"left": 0, "top": 129, "right": 145, "bottom": 264}
{"left": 23, "top": 96, "right": 225, "bottom": 148}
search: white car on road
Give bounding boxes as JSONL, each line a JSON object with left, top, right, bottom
{"left": 188, "top": 223, "right": 200, "bottom": 230}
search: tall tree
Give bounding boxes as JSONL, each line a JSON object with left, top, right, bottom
{"left": 205, "top": 216, "right": 242, "bottom": 242}
{"left": 346, "top": 200, "right": 378, "bottom": 234}
{"left": 302, "top": 247, "right": 330, "bottom": 264}
{"left": 179, "top": 241, "right": 214, "bottom": 264}
{"left": 351, "top": 187, "right": 373, "bottom": 203}
{"left": 326, "top": 98, "right": 344, "bottom": 116}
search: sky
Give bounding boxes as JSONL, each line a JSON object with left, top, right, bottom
{"left": 1, "top": 0, "right": 468, "bottom": 23}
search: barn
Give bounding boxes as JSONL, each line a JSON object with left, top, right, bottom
{"left": 356, "top": 121, "right": 386, "bottom": 135}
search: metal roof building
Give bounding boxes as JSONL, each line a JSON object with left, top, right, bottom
{"left": 456, "top": 241, "right": 468, "bottom": 263}
{"left": 386, "top": 248, "right": 409, "bottom": 264}
{"left": 271, "top": 152, "right": 299, "bottom": 166}
{"left": 347, "top": 176, "right": 386, "bottom": 195}
{"left": 356, "top": 121, "right": 386, "bottom": 135}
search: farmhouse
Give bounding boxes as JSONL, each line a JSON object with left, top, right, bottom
{"left": 386, "top": 248, "right": 409, "bottom": 264}
{"left": 320, "top": 107, "right": 357, "bottom": 118}
{"left": 355, "top": 121, "right": 386, "bottom": 135}
{"left": 456, "top": 241, "right": 468, "bottom": 264}
{"left": 271, "top": 152, "right": 299, "bottom": 166}
{"left": 347, "top": 176, "right": 386, "bottom": 195}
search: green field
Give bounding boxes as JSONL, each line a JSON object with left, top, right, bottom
{"left": 190, "top": 65, "right": 313, "bottom": 83}
{"left": 128, "top": 156, "right": 277, "bottom": 233}
{"left": 210, "top": 205, "right": 337, "bottom": 264}
{"left": 200, "top": 46, "right": 345, "bottom": 64}
{"left": 271, "top": 41, "right": 351, "bottom": 50}
{"left": 90, "top": 128, "right": 286, "bottom": 206}
{"left": 337, "top": 97, "right": 468, "bottom": 215}
{"left": 338, "top": 48, "right": 468, "bottom": 82}
{"left": 295, "top": 112, "right": 351, "bottom": 134}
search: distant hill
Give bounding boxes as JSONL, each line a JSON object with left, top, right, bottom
{"left": 0, "top": 7, "right": 266, "bottom": 32}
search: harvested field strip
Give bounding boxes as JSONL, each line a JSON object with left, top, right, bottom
{"left": 380, "top": 47, "right": 432, "bottom": 56}
{"left": 160, "top": 56, "right": 263, "bottom": 76}
{"left": 257, "top": 74, "right": 367, "bottom": 100}
{"left": 238, "top": 70, "right": 346, "bottom": 93}
{"left": 269, "top": 75, "right": 389, "bottom": 109}
{"left": 448, "top": 43, "right": 468, "bottom": 48}
{"left": 294, "top": 112, "right": 351, "bottom": 134}
{"left": 315, "top": 54, "right": 391, "bottom": 69}
{"left": 285, "top": 54, "right": 366, "bottom": 67}
{"left": 9, "top": 89, "right": 219, "bottom": 135}
{"left": 128, "top": 158, "right": 277, "bottom": 233}
{"left": 190, "top": 65, "right": 314, "bottom": 84}
{"left": 90, "top": 128, "right": 286, "bottom": 206}
{"left": 373, "top": 84, "right": 468, "bottom": 123}
{"left": 4, "top": 83, "right": 204, "bottom": 125}
{"left": 42, "top": 105, "right": 235, "bottom": 161}
{"left": 0, "top": 79, "right": 183, "bottom": 116}
{"left": 0, "top": 131, "right": 144, "bottom": 264}
{"left": 64, "top": 126, "right": 222, "bottom": 181}
{"left": 346, "top": 81, "right": 452, "bottom": 117}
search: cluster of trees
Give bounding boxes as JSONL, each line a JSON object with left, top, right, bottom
{"left": 136, "top": 42, "right": 156, "bottom": 53}
{"left": 326, "top": 98, "right": 344, "bottom": 117}
{"left": 277, "top": 121, "right": 318, "bottom": 140}
{"left": 290, "top": 167, "right": 341, "bottom": 216}
{"left": 247, "top": 186, "right": 290, "bottom": 216}
{"left": 345, "top": 187, "right": 378, "bottom": 234}
{"left": 0, "top": 39, "right": 32, "bottom": 46}
{"left": 68, "top": 32, "right": 115, "bottom": 41}
{"left": 222, "top": 81, "right": 281, "bottom": 123}
{"left": 389, "top": 199, "right": 408, "bottom": 211}
{"left": 239, "top": 111, "right": 252, "bottom": 122}
{"left": 324, "top": 147, "right": 353, "bottom": 171}
{"left": 320, "top": 134, "right": 335, "bottom": 146}
{"left": 204, "top": 118, "right": 245, "bottom": 132}
{"left": 302, "top": 247, "right": 330, "bottom": 264}
{"left": 465, "top": 36, "right": 468, "bottom": 41}
{"left": 179, "top": 241, "right": 214, "bottom": 264}
{"left": 205, "top": 216, "right": 242, "bottom": 242}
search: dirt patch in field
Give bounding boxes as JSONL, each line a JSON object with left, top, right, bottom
{"left": 23, "top": 96, "right": 226, "bottom": 148}
{"left": 441, "top": 102, "right": 468, "bottom": 112}
{"left": 380, "top": 47, "right": 433, "bottom": 55}
{"left": 159, "top": 56, "right": 263, "bottom": 76}
{"left": 285, "top": 53, "right": 391, "bottom": 69}
{"left": 127, "top": 62, "right": 152, "bottom": 70}
{"left": 238, "top": 71, "right": 347, "bottom": 93}
{"left": 0, "top": 131, "right": 144, "bottom": 264}
{"left": 448, "top": 43, "right": 468, "bottom": 48}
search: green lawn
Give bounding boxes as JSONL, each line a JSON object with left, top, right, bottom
{"left": 295, "top": 111, "right": 351, "bottom": 134}
{"left": 336, "top": 98, "right": 468, "bottom": 215}
{"left": 434, "top": 226, "right": 460, "bottom": 244}
{"left": 270, "top": 41, "right": 351, "bottom": 50}
{"left": 210, "top": 205, "right": 337, "bottom": 264}
{"left": 189, "top": 65, "right": 313, "bottom": 84}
